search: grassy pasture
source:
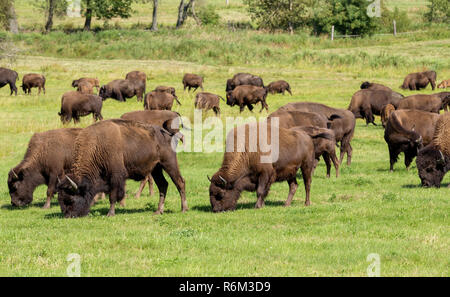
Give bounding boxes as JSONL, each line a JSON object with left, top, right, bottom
{"left": 0, "top": 1, "right": 449, "bottom": 277}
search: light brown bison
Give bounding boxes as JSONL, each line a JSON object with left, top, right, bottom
{"left": 348, "top": 89, "right": 404, "bottom": 125}
{"left": 8, "top": 128, "right": 81, "bottom": 208}
{"left": 384, "top": 110, "right": 440, "bottom": 171}
{"left": 397, "top": 94, "right": 450, "bottom": 114}
{"left": 380, "top": 104, "right": 396, "bottom": 128}
{"left": 267, "top": 80, "right": 292, "bottom": 95}
{"left": 21, "top": 73, "right": 46, "bottom": 95}
{"left": 226, "top": 73, "right": 264, "bottom": 92}
{"left": 268, "top": 109, "right": 339, "bottom": 130}
{"left": 144, "top": 91, "right": 181, "bottom": 110}
{"left": 417, "top": 113, "right": 450, "bottom": 187}
{"left": 401, "top": 70, "right": 437, "bottom": 91}
{"left": 226, "top": 85, "right": 269, "bottom": 113}
{"left": 278, "top": 102, "right": 356, "bottom": 166}
{"left": 0, "top": 67, "right": 18, "bottom": 96}
{"left": 182, "top": 73, "right": 204, "bottom": 92}
{"left": 437, "top": 79, "right": 450, "bottom": 89}
{"left": 56, "top": 119, "right": 187, "bottom": 217}
{"left": 125, "top": 70, "right": 146, "bottom": 94}
{"left": 59, "top": 91, "right": 103, "bottom": 124}
{"left": 194, "top": 92, "right": 224, "bottom": 116}
{"left": 72, "top": 78, "right": 100, "bottom": 92}
{"left": 99, "top": 79, "right": 145, "bottom": 102}
{"left": 76, "top": 81, "right": 94, "bottom": 94}
{"left": 208, "top": 122, "right": 317, "bottom": 212}
{"left": 153, "top": 86, "right": 178, "bottom": 100}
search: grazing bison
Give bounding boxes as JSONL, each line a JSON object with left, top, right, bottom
{"left": 397, "top": 94, "right": 450, "bottom": 114}
{"left": 76, "top": 81, "right": 94, "bottom": 94}
{"left": 144, "top": 91, "right": 181, "bottom": 110}
{"left": 99, "top": 79, "right": 145, "bottom": 102}
{"left": 0, "top": 67, "right": 18, "bottom": 96}
{"left": 153, "top": 86, "right": 178, "bottom": 100}
{"left": 59, "top": 91, "right": 103, "bottom": 124}
{"left": 125, "top": 70, "right": 146, "bottom": 94}
{"left": 381, "top": 104, "right": 396, "bottom": 128}
{"left": 438, "top": 79, "right": 450, "bottom": 89}
{"left": 226, "top": 85, "right": 269, "bottom": 113}
{"left": 279, "top": 102, "right": 356, "bottom": 166}
{"left": 72, "top": 78, "right": 100, "bottom": 92}
{"left": 21, "top": 73, "right": 46, "bottom": 95}
{"left": 194, "top": 92, "right": 224, "bottom": 116}
{"left": 182, "top": 73, "right": 203, "bottom": 92}
{"left": 417, "top": 113, "right": 450, "bottom": 187}
{"left": 226, "top": 73, "right": 264, "bottom": 92}
{"left": 401, "top": 70, "right": 437, "bottom": 91}
{"left": 348, "top": 89, "right": 404, "bottom": 125}
{"left": 208, "top": 122, "right": 317, "bottom": 212}
{"left": 56, "top": 119, "right": 187, "bottom": 217}
{"left": 266, "top": 80, "right": 292, "bottom": 95}
{"left": 384, "top": 110, "right": 440, "bottom": 171}
{"left": 120, "top": 110, "right": 184, "bottom": 198}
{"left": 291, "top": 126, "right": 339, "bottom": 178}
{"left": 8, "top": 128, "right": 81, "bottom": 208}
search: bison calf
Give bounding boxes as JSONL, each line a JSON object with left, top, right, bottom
{"left": 144, "top": 91, "right": 181, "bottom": 110}
{"left": 267, "top": 80, "right": 292, "bottom": 95}
{"left": 195, "top": 92, "right": 224, "bottom": 116}
{"left": 182, "top": 73, "right": 204, "bottom": 92}
{"left": 72, "top": 78, "right": 100, "bottom": 92}
{"left": 59, "top": 91, "right": 103, "bottom": 124}
{"left": 21, "top": 73, "right": 46, "bottom": 95}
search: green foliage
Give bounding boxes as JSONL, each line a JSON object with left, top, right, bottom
{"left": 0, "top": 0, "right": 13, "bottom": 30}
{"left": 83, "top": 0, "right": 133, "bottom": 20}
{"left": 197, "top": 5, "right": 220, "bottom": 25}
{"left": 378, "top": 6, "right": 411, "bottom": 33}
{"left": 32, "top": 0, "right": 69, "bottom": 17}
{"left": 424, "top": 0, "right": 449, "bottom": 23}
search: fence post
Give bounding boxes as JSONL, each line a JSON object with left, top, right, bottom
{"left": 331, "top": 26, "right": 334, "bottom": 41}
{"left": 393, "top": 20, "right": 397, "bottom": 37}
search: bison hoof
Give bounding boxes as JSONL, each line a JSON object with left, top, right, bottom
{"left": 304, "top": 201, "right": 310, "bottom": 206}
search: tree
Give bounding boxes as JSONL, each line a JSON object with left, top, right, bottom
{"left": 151, "top": 0, "right": 158, "bottom": 31}
{"left": 81, "top": 0, "right": 134, "bottom": 31}
{"left": 45, "top": 0, "right": 55, "bottom": 32}
{"left": 176, "top": 0, "right": 200, "bottom": 28}
{"left": 0, "top": 0, "right": 19, "bottom": 33}
{"left": 425, "top": 0, "right": 449, "bottom": 23}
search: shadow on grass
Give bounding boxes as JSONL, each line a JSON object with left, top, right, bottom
{"left": 402, "top": 183, "right": 449, "bottom": 189}
{"left": 192, "top": 200, "right": 285, "bottom": 213}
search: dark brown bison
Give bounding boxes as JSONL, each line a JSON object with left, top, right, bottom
{"left": 278, "top": 102, "right": 356, "bottom": 166}
{"left": 8, "top": 128, "right": 81, "bottom": 208}
{"left": 401, "top": 70, "right": 437, "bottom": 91}
{"left": 56, "top": 119, "right": 187, "bottom": 217}
{"left": 182, "top": 73, "right": 203, "bottom": 92}
{"left": 384, "top": 110, "right": 440, "bottom": 171}
{"left": 226, "top": 73, "right": 264, "bottom": 92}
{"left": 153, "top": 86, "right": 178, "bottom": 100}
{"left": 76, "top": 81, "right": 94, "bottom": 94}
{"left": 144, "top": 91, "right": 181, "bottom": 110}
{"left": 72, "top": 78, "right": 100, "bottom": 92}
{"left": 417, "top": 113, "right": 450, "bottom": 187}
{"left": 0, "top": 67, "right": 18, "bottom": 96}
{"left": 208, "top": 122, "right": 316, "bottom": 212}
{"left": 99, "top": 79, "right": 145, "bottom": 102}
{"left": 397, "top": 94, "right": 450, "bottom": 114}
{"left": 58, "top": 91, "right": 103, "bottom": 124}
{"left": 267, "top": 80, "right": 292, "bottom": 95}
{"left": 120, "top": 110, "right": 184, "bottom": 199}
{"left": 194, "top": 92, "right": 224, "bottom": 116}
{"left": 348, "top": 89, "right": 404, "bottom": 125}
{"left": 226, "top": 85, "right": 269, "bottom": 113}
{"left": 125, "top": 70, "right": 146, "bottom": 94}
{"left": 437, "top": 80, "right": 450, "bottom": 89}
{"left": 21, "top": 73, "right": 46, "bottom": 95}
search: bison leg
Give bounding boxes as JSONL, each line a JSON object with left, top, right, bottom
{"left": 287, "top": 87, "right": 292, "bottom": 96}
{"left": 255, "top": 171, "right": 273, "bottom": 209}
{"left": 44, "top": 174, "right": 58, "bottom": 209}
{"left": 388, "top": 145, "right": 400, "bottom": 172}
{"left": 300, "top": 162, "right": 313, "bottom": 206}
{"left": 151, "top": 165, "right": 169, "bottom": 215}
{"left": 284, "top": 178, "right": 298, "bottom": 207}
{"left": 323, "top": 152, "right": 332, "bottom": 178}
{"left": 135, "top": 175, "right": 154, "bottom": 198}
{"left": 161, "top": 160, "right": 188, "bottom": 213}
{"left": 330, "top": 150, "right": 340, "bottom": 178}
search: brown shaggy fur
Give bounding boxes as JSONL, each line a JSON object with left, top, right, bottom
{"left": 182, "top": 73, "right": 204, "bottom": 92}
{"left": 21, "top": 73, "right": 46, "bottom": 95}
{"left": 433, "top": 113, "right": 450, "bottom": 156}
{"left": 194, "top": 92, "right": 224, "bottom": 116}
{"left": 381, "top": 104, "right": 396, "bottom": 128}
{"left": 438, "top": 79, "right": 450, "bottom": 89}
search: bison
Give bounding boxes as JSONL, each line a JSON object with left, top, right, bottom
{"left": 21, "top": 73, "right": 46, "bottom": 95}
{"left": 226, "top": 73, "right": 264, "bottom": 92}
{"left": 76, "top": 81, "right": 94, "bottom": 94}
{"left": 59, "top": 91, "right": 103, "bottom": 124}
{"left": 153, "top": 86, "right": 178, "bottom": 100}
{"left": 267, "top": 80, "right": 292, "bottom": 95}
{"left": 397, "top": 94, "right": 450, "bottom": 114}
{"left": 278, "top": 102, "right": 356, "bottom": 166}
{"left": 401, "top": 70, "right": 437, "bottom": 91}
{"left": 194, "top": 92, "right": 224, "bottom": 116}
{"left": 437, "top": 79, "right": 450, "bottom": 89}
{"left": 348, "top": 89, "right": 404, "bottom": 125}
{"left": 99, "top": 79, "right": 145, "bottom": 102}
{"left": 384, "top": 110, "right": 440, "bottom": 171}
{"left": 182, "top": 73, "right": 203, "bottom": 92}
{"left": 0, "top": 67, "right": 18, "bottom": 96}
{"left": 72, "top": 78, "right": 100, "bottom": 92}
{"left": 268, "top": 109, "right": 332, "bottom": 129}
{"left": 417, "top": 113, "right": 450, "bottom": 187}
{"left": 125, "top": 70, "right": 146, "bottom": 94}
{"left": 144, "top": 91, "right": 181, "bottom": 110}
{"left": 208, "top": 122, "right": 317, "bottom": 212}
{"left": 56, "top": 119, "right": 187, "bottom": 217}
{"left": 8, "top": 128, "right": 81, "bottom": 208}
{"left": 226, "top": 85, "right": 269, "bottom": 113}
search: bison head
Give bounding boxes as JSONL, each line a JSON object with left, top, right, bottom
{"left": 417, "top": 145, "right": 449, "bottom": 188}
{"left": 57, "top": 175, "right": 92, "bottom": 218}
{"left": 226, "top": 91, "right": 235, "bottom": 106}
{"left": 360, "top": 81, "right": 371, "bottom": 89}
{"left": 226, "top": 79, "right": 234, "bottom": 92}
{"left": 208, "top": 175, "right": 241, "bottom": 212}
{"left": 98, "top": 85, "right": 111, "bottom": 100}
{"left": 8, "top": 168, "right": 34, "bottom": 207}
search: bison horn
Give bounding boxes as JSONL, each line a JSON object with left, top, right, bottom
{"left": 11, "top": 169, "right": 18, "bottom": 179}
{"left": 66, "top": 176, "right": 78, "bottom": 191}
{"left": 437, "top": 150, "right": 445, "bottom": 165}
{"left": 218, "top": 175, "right": 227, "bottom": 185}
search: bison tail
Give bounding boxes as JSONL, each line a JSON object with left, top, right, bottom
{"left": 175, "top": 97, "right": 182, "bottom": 106}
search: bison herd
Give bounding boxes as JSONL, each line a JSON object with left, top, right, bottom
{"left": 2, "top": 66, "right": 449, "bottom": 218}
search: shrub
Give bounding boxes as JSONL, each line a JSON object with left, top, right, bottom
{"left": 424, "top": 0, "right": 450, "bottom": 23}
{"left": 197, "top": 5, "right": 220, "bottom": 26}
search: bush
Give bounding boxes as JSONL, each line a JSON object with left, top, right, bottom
{"left": 379, "top": 7, "right": 412, "bottom": 33}
{"left": 424, "top": 0, "right": 450, "bottom": 23}
{"left": 197, "top": 5, "right": 220, "bottom": 26}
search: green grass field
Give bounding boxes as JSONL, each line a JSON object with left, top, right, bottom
{"left": 0, "top": 1, "right": 449, "bottom": 277}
